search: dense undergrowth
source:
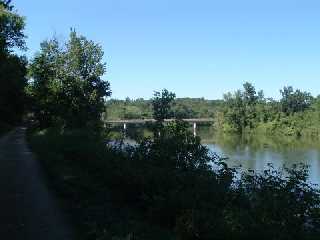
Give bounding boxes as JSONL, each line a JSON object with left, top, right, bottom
{"left": 0, "top": 122, "right": 12, "bottom": 136}
{"left": 28, "top": 121, "right": 320, "bottom": 240}
{"left": 4, "top": 1, "right": 320, "bottom": 238}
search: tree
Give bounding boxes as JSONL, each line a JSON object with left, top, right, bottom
{"left": 0, "top": 55, "right": 27, "bottom": 123}
{"left": 152, "top": 89, "right": 176, "bottom": 122}
{"left": 0, "top": 0, "right": 27, "bottom": 126}
{"left": 280, "top": 86, "right": 313, "bottom": 115}
{"left": 28, "top": 30, "right": 111, "bottom": 129}
{"left": 243, "top": 82, "right": 258, "bottom": 105}
{"left": 0, "top": 0, "right": 26, "bottom": 53}
{"left": 222, "top": 82, "right": 260, "bottom": 133}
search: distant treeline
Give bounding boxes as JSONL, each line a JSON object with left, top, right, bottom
{"left": 4, "top": 1, "right": 320, "bottom": 239}
{"left": 105, "top": 98, "right": 223, "bottom": 120}
{"left": 106, "top": 83, "right": 320, "bottom": 139}
{"left": 216, "top": 82, "right": 320, "bottom": 138}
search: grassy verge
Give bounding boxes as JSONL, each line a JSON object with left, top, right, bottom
{"left": 27, "top": 127, "right": 174, "bottom": 240}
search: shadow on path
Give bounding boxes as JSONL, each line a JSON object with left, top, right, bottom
{"left": 0, "top": 127, "right": 74, "bottom": 240}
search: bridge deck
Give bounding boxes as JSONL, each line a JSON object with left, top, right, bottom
{"left": 105, "top": 118, "right": 214, "bottom": 124}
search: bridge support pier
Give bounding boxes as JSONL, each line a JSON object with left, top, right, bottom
{"left": 123, "top": 123, "right": 127, "bottom": 138}
{"left": 193, "top": 122, "right": 197, "bottom": 137}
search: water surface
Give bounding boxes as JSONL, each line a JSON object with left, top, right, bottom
{"left": 115, "top": 124, "right": 320, "bottom": 185}
{"left": 198, "top": 126, "right": 320, "bottom": 185}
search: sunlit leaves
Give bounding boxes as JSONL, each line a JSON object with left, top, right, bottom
{"left": 28, "top": 30, "right": 111, "bottom": 129}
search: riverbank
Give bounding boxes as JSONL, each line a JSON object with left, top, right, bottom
{"left": 109, "top": 124, "right": 320, "bottom": 185}
{"left": 250, "top": 110, "right": 320, "bottom": 139}
{"left": 27, "top": 125, "right": 320, "bottom": 240}
{"left": 27, "top": 127, "right": 174, "bottom": 239}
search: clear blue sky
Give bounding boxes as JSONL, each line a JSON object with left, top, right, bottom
{"left": 15, "top": 0, "right": 320, "bottom": 99}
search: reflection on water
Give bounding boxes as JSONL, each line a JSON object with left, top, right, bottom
{"left": 113, "top": 124, "right": 320, "bottom": 185}
{"left": 198, "top": 126, "right": 320, "bottom": 185}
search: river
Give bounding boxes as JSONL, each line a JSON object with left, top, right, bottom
{"left": 115, "top": 124, "right": 320, "bottom": 185}
{"left": 200, "top": 126, "right": 320, "bottom": 185}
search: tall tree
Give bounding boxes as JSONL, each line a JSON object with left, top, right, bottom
{"left": 28, "top": 30, "right": 111, "bottom": 129}
{"left": 280, "top": 86, "right": 313, "bottom": 114}
{"left": 151, "top": 89, "right": 176, "bottom": 137}
{"left": 0, "top": 0, "right": 27, "bottom": 126}
{"left": 0, "top": 0, "right": 26, "bottom": 53}
{"left": 152, "top": 89, "right": 176, "bottom": 122}
{"left": 222, "top": 82, "right": 261, "bottom": 133}
{"left": 243, "top": 82, "right": 258, "bottom": 105}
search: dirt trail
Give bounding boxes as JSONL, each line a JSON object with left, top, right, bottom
{"left": 0, "top": 127, "right": 74, "bottom": 240}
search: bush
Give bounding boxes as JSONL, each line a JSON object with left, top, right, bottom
{"left": 0, "top": 121, "right": 12, "bottom": 136}
{"left": 28, "top": 122, "right": 320, "bottom": 240}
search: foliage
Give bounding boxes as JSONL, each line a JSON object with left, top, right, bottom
{"left": 0, "top": 0, "right": 26, "bottom": 52}
{"left": 227, "top": 164, "right": 320, "bottom": 240}
{"left": 105, "top": 98, "right": 222, "bottom": 121}
{"left": 105, "top": 98, "right": 153, "bottom": 120}
{"left": 280, "top": 86, "right": 313, "bottom": 115}
{"left": 0, "top": 0, "right": 27, "bottom": 128}
{"left": 217, "top": 82, "right": 320, "bottom": 139}
{"left": 28, "top": 86, "right": 320, "bottom": 239}
{"left": 28, "top": 122, "right": 320, "bottom": 240}
{"left": 0, "top": 121, "right": 11, "bottom": 135}
{"left": 28, "top": 30, "right": 111, "bottom": 129}
{"left": 6, "top": 1, "right": 320, "bottom": 239}
{"left": 221, "top": 82, "right": 264, "bottom": 133}
{"left": 0, "top": 54, "right": 27, "bottom": 124}
{"left": 152, "top": 89, "right": 176, "bottom": 122}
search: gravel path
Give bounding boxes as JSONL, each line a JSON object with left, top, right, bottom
{"left": 0, "top": 127, "right": 74, "bottom": 240}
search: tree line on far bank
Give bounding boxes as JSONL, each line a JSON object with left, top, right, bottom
{"left": 105, "top": 82, "right": 320, "bottom": 139}
{"left": 105, "top": 97, "right": 223, "bottom": 121}
{"left": 1, "top": 0, "right": 319, "bottom": 141}
{"left": 217, "top": 82, "right": 319, "bottom": 138}
{"left": 3, "top": 1, "right": 320, "bottom": 240}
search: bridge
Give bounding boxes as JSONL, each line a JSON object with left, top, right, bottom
{"left": 105, "top": 118, "right": 214, "bottom": 124}
{"left": 105, "top": 118, "right": 214, "bottom": 136}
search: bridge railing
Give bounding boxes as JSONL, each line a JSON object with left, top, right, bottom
{"left": 105, "top": 118, "right": 214, "bottom": 137}
{"left": 105, "top": 118, "right": 214, "bottom": 124}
